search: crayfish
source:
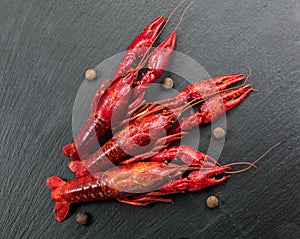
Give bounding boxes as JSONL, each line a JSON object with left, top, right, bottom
{"left": 47, "top": 1, "right": 279, "bottom": 222}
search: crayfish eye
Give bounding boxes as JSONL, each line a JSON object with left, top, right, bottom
{"left": 121, "top": 73, "right": 126, "bottom": 78}
{"left": 162, "top": 109, "right": 167, "bottom": 114}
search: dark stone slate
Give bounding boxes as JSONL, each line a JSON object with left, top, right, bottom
{"left": 0, "top": 0, "right": 299, "bottom": 238}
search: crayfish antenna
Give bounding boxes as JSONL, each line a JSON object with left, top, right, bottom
{"left": 173, "top": 0, "right": 195, "bottom": 32}
{"left": 224, "top": 162, "right": 257, "bottom": 175}
{"left": 251, "top": 85, "right": 260, "bottom": 92}
{"left": 224, "top": 141, "right": 283, "bottom": 175}
{"left": 248, "top": 141, "right": 283, "bottom": 168}
{"left": 245, "top": 66, "right": 252, "bottom": 83}
{"left": 136, "top": 0, "right": 196, "bottom": 71}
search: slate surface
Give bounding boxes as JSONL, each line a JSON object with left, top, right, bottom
{"left": 0, "top": 0, "right": 299, "bottom": 238}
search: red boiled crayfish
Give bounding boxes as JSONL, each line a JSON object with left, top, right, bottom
{"left": 62, "top": 1, "right": 190, "bottom": 161}
{"left": 47, "top": 147, "right": 232, "bottom": 222}
{"left": 48, "top": 143, "right": 280, "bottom": 222}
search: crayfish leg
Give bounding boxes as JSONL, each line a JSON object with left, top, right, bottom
{"left": 116, "top": 196, "right": 173, "bottom": 206}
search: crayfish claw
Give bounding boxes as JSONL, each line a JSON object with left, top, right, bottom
{"left": 222, "top": 84, "right": 253, "bottom": 111}
{"left": 212, "top": 74, "right": 246, "bottom": 90}
{"left": 205, "top": 166, "right": 231, "bottom": 185}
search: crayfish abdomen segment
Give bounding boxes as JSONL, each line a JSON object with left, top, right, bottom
{"left": 61, "top": 176, "right": 108, "bottom": 203}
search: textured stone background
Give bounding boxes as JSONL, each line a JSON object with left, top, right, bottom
{"left": 0, "top": 0, "right": 299, "bottom": 238}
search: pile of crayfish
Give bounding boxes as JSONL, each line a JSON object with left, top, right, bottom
{"left": 47, "top": 1, "right": 268, "bottom": 222}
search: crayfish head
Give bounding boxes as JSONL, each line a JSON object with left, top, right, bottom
{"left": 156, "top": 107, "right": 178, "bottom": 128}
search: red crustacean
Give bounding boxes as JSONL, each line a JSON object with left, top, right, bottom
{"left": 68, "top": 78, "right": 253, "bottom": 178}
{"left": 62, "top": 18, "right": 168, "bottom": 160}
{"left": 62, "top": 1, "right": 190, "bottom": 161}
{"left": 47, "top": 152, "right": 232, "bottom": 222}
{"left": 47, "top": 141, "right": 280, "bottom": 222}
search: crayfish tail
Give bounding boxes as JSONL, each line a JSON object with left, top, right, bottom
{"left": 46, "top": 176, "right": 66, "bottom": 190}
{"left": 54, "top": 201, "right": 70, "bottom": 222}
{"left": 46, "top": 177, "right": 70, "bottom": 222}
{"left": 47, "top": 176, "right": 66, "bottom": 202}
